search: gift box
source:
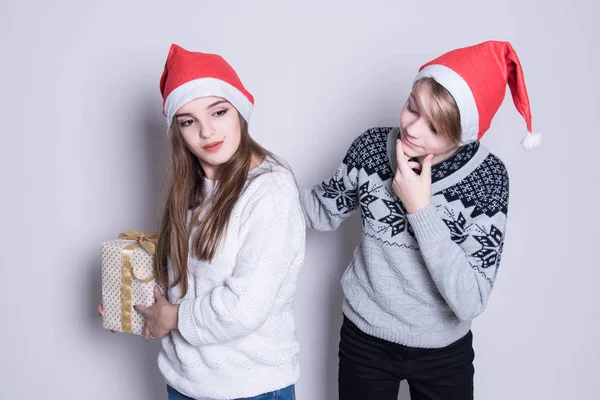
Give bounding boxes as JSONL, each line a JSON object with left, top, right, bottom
{"left": 101, "top": 230, "right": 165, "bottom": 335}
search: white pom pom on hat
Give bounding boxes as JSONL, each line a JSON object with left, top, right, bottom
{"left": 521, "top": 132, "right": 542, "bottom": 150}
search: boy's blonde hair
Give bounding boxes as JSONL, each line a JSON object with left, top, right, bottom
{"left": 414, "top": 77, "right": 462, "bottom": 145}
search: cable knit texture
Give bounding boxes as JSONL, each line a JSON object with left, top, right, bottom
{"left": 158, "top": 158, "right": 306, "bottom": 400}
{"left": 301, "top": 127, "right": 509, "bottom": 348}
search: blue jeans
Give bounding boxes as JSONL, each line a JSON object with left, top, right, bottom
{"left": 166, "top": 384, "right": 295, "bottom": 400}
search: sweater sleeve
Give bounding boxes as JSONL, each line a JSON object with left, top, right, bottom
{"left": 300, "top": 136, "right": 363, "bottom": 231}
{"left": 177, "top": 173, "right": 306, "bottom": 346}
{"left": 406, "top": 175, "right": 509, "bottom": 322}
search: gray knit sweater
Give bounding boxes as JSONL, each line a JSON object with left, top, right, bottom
{"left": 301, "top": 127, "right": 509, "bottom": 348}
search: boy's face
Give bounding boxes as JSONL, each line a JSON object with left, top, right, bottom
{"left": 399, "top": 85, "right": 460, "bottom": 163}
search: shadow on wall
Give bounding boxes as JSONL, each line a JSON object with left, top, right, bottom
{"left": 86, "top": 89, "right": 169, "bottom": 400}
{"left": 141, "top": 92, "right": 170, "bottom": 230}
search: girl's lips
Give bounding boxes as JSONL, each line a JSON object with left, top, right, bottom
{"left": 203, "top": 141, "right": 223, "bottom": 152}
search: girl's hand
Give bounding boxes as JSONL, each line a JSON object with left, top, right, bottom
{"left": 135, "top": 286, "right": 178, "bottom": 341}
{"left": 392, "top": 139, "right": 434, "bottom": 214}
{"left": 97, "top": 304, "right": 116, "bottom": 333}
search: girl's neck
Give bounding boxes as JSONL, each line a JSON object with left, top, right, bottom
{"left": 201, "top": 154, "right": 265, "bottom": 181}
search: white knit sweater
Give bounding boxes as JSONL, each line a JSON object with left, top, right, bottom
{"left": 158, "top": 159, "right": 306, "bottom": 400}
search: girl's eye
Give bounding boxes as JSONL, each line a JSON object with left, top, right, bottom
{"left": 429, "top": 124, "right": 438, "bottom": 134}
{"left": 213, "top": 109, "right": 228, "bottom": 117}
{"left": 407, "top": 103, "right": 417, "bottom": 114}
{"left": 180, "top": 119, "right": 194, "bottom": 127}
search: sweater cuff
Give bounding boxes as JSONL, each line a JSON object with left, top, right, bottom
{"left": 406, "top": 204, "right": 448, "bottom": 243}
{"left": 177, "top": 298, "right": 202, "bottom": 347}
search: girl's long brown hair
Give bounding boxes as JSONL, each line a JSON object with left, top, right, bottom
{"left": 155, "top": 113, "right": 271, "bottom": 297}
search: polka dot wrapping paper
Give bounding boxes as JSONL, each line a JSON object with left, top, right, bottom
{"left": 101, "top": 236, "right": 165, "bottom": 335}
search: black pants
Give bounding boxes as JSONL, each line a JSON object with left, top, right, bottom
{"left": 338, "top": 316, "right": 475, "bottom": 400}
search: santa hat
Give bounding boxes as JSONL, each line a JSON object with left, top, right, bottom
{"left": 159, "top": 44, "right": 254, "bottom": 129}
{"left": 415, "top": 40, "right": 541, "bottom": 150}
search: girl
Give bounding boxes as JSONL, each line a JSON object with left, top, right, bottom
{"left": 100, "top": 44, "right": 305, "bottom": 400}
{"left": 301, "top": 41, "right": 540, "bottom": 400}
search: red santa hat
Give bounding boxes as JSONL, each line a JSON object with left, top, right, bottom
{"left": 159, "top": 44, "right": 254, "bottom": 129}
{"left": 415, "top": 40, "right": 541, "bottom": 150}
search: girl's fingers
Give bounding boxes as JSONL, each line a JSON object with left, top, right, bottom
{"left": 99, "top": 304, "right": 116, "bottom": 333}
{"left": 154, "top": 286, "right": 163, "bottom": 302}
{"left": 134, "top": 304, "right": 148, "bottom": 316}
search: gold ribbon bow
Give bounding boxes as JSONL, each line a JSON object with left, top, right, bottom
{"left": 117, "top": 230, "right": 158, "bottom": 333}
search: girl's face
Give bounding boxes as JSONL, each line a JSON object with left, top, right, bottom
{"left": 399, "top": 87, "right": 460, "bottom": 164}
{"left": 175, "top": 96, "right": 241, "bottom": 179}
